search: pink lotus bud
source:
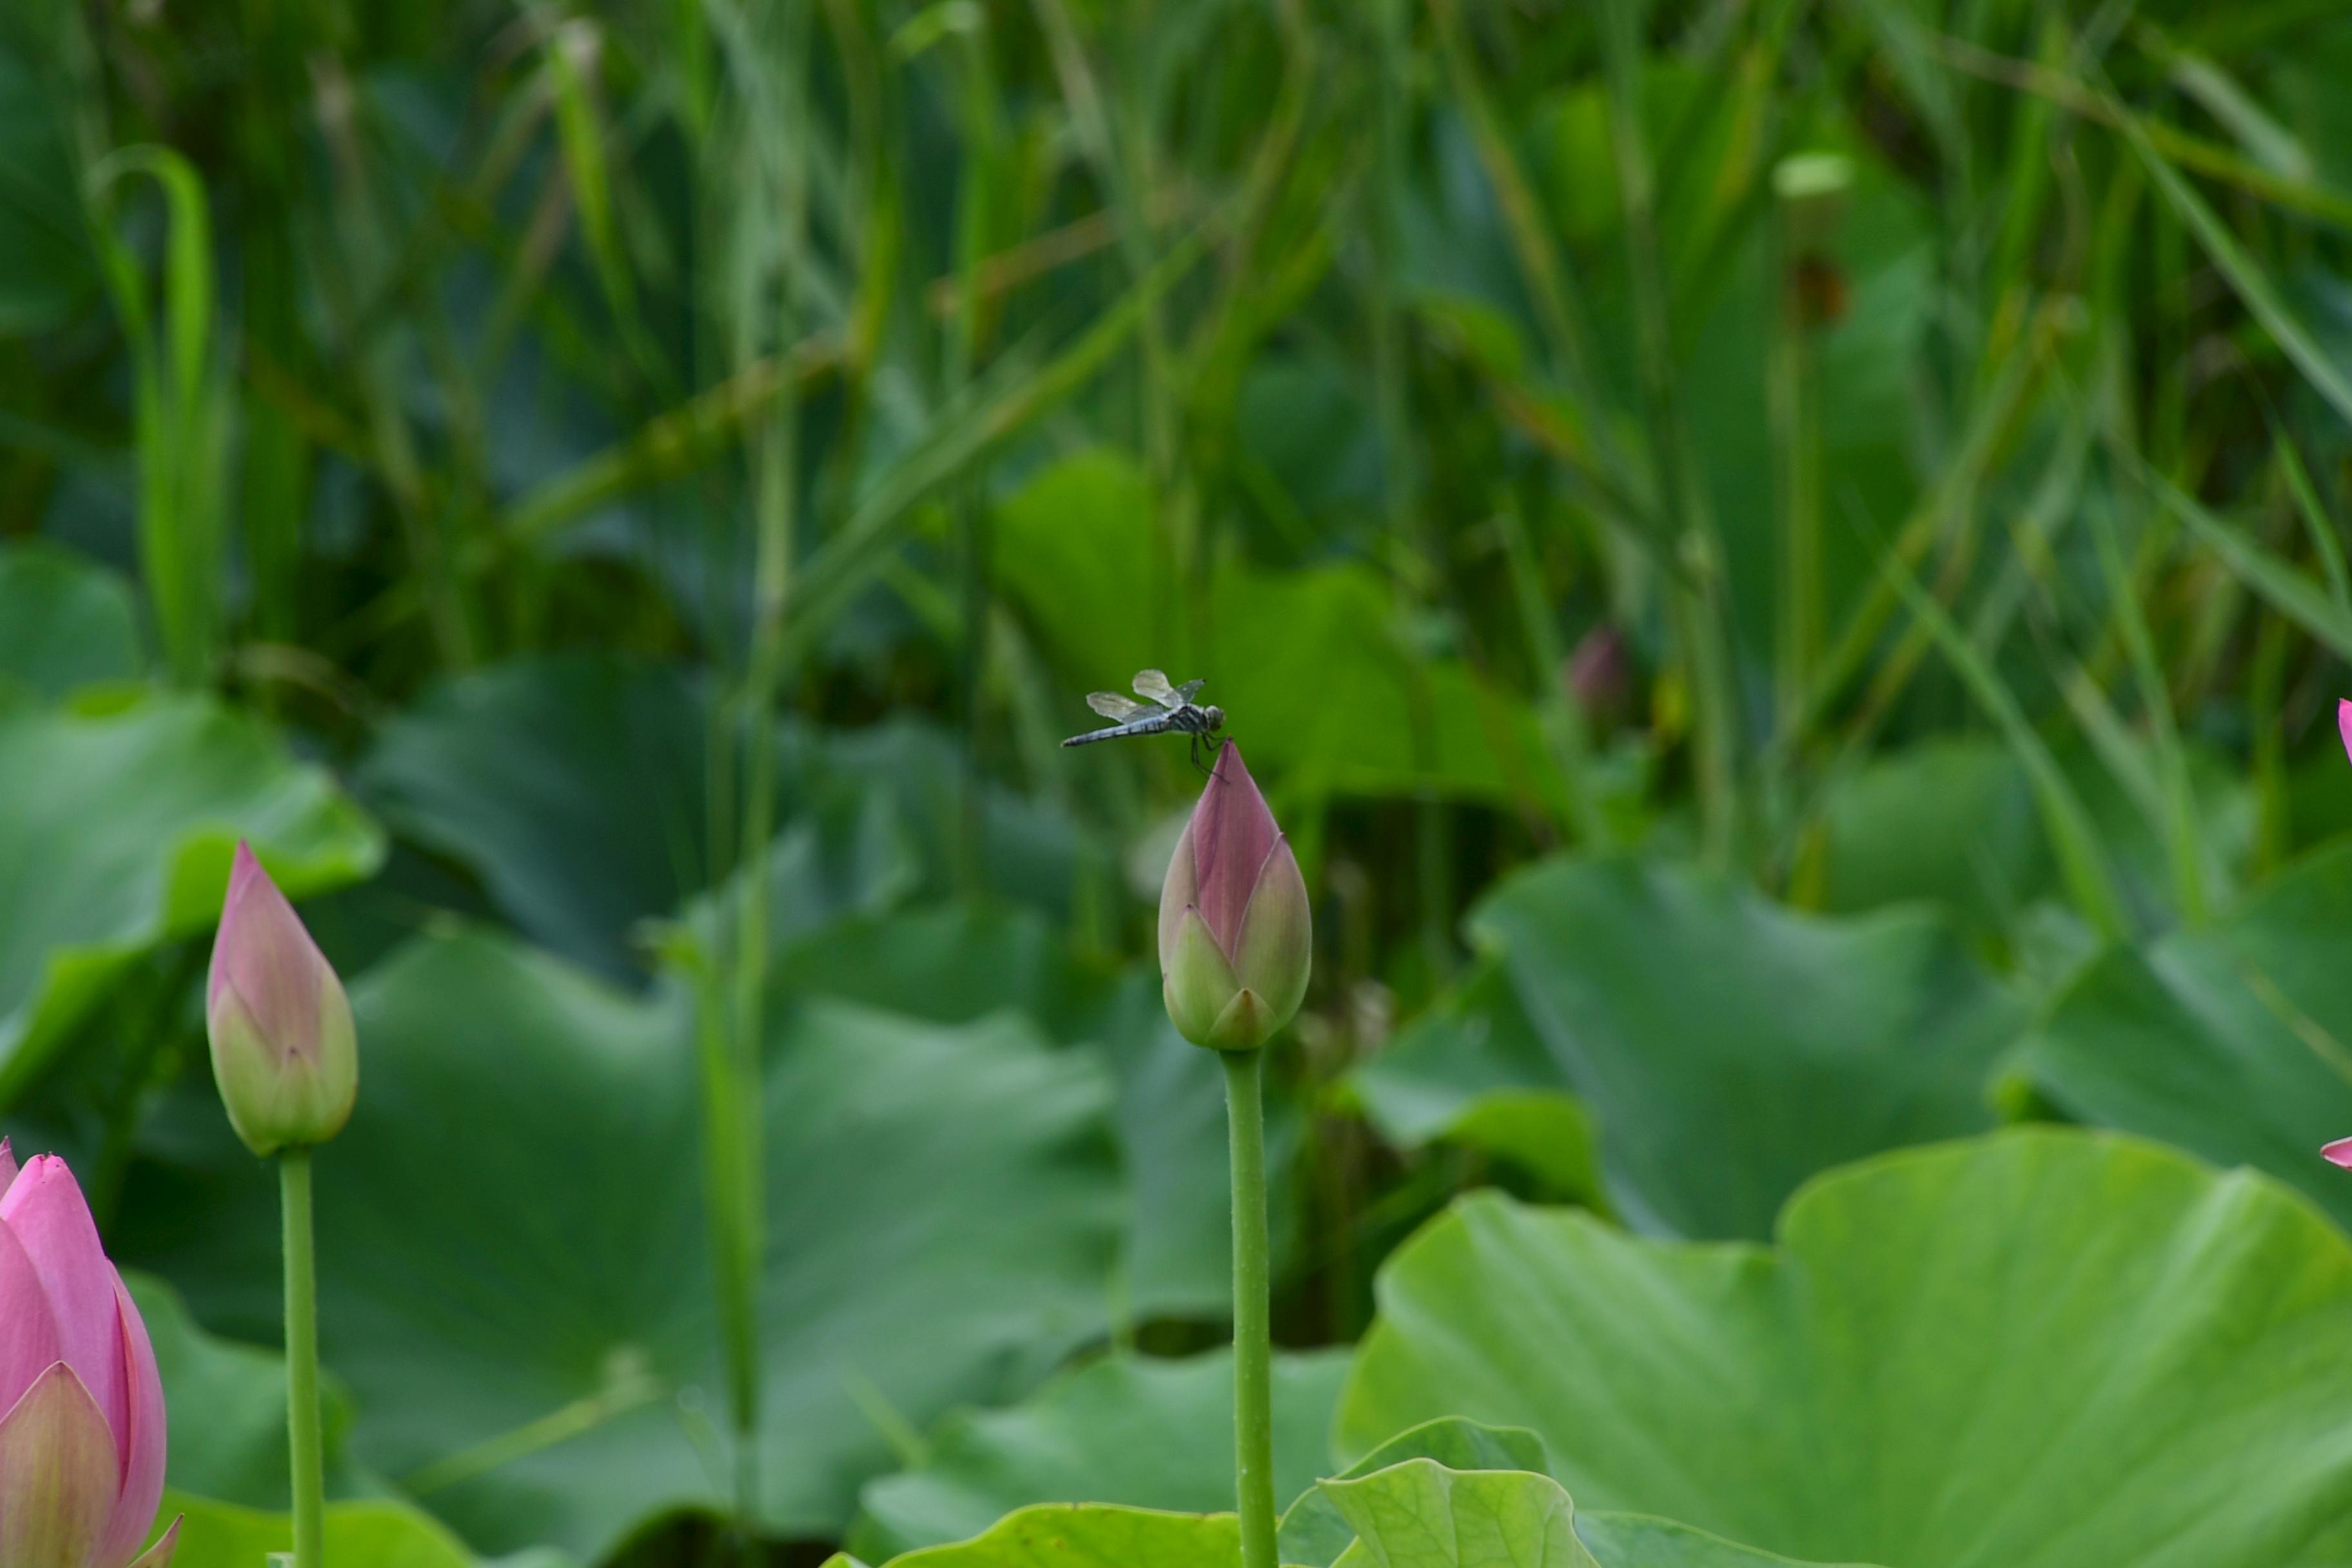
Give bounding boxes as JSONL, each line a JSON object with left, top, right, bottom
{"left": 0, "top": 1146, "right": 177, "bottom": 1568}
{"left": 206, "top": 843, "right": 358, "bottom": 1157}
{"left": 1566, "top": 625, "right": 1629, "bottom": 718}
{"left": 2340, "top": 699, "right": 2352, "bottom": 769}
{"left": 2324, "top": 1137, "right": 2352, "bottom": 1169}
{"left": 1157, "top": 743, "right": 1312, "bottom": 1052}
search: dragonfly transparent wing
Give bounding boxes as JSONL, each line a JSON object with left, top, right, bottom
{"left": 1133, "top": 669, "right": 1181, "bottom": 709}
{"left": 1171, "top": 678, "right": 1206, "bottom": 703}
{"left": 1088, "top": 692, "right": 1150, "bottom": 721}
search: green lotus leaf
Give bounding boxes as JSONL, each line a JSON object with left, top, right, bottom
{"left": 127, "top": 1271, "right": 360, "bottom": 1509}
{"left": 760, "top": 903, "right": 1297, "bottom": 1320}
{"left": 146, "top": 1491, "right": 495, "bottom": 1568}
{"left": 1279, "top": 1421, "right": 1552, "bottom": 1568}
{"left": 360, "top": 654, "right": 1081, "bottom": 981}
{"left": 1338, "top": 1128, "right": 2352, "bottom": 1566}
{"left": 119, "top": 928, "right": 1123, "bottom": 1562}
{"left": 1348, "top": 963, "right": 1608, "bottom": 1211}
{"left": 854, "top": 1348, "right": 1351, "bottom": 1560}
{"left": 0, "top": 541, "right": 141, "bottom": 701}
{"left": 988, "top": 449, "right": 1557, "bottom": 808}
{"left": 882, "top": 1502, "right": 1239, "bottom": 1568}
{"left": 2020, "top": 838, "right": 2352, "bottom": 1228}
{"left": 1283, "top": 1426, "right": 1852, "bottom": 1568}
{"left": 1355, "top": 858, "right": 2021, "bottom": 1238}
{"left": 1318, "top": 1458, "right": 1600, "bottom": 1568}
{"left": 0, "top": 692, "right": 385, "bottom": 1102}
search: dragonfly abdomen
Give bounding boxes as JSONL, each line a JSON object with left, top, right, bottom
{"left": 1061, "top": 714, "right": 1179, "bottom": 747}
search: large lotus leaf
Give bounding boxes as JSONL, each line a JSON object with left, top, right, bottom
{"left": 117, "top": 929, "right": 1123, "bottom": 1561}
{"left": 1809, "top": 740, "right": 2048, "bottom": 932}
{"left": 358, "top": 656, "right": 712, "bottom": 981}
{"left": 1347, "top": 961, "right": 1608, "bottom": 1212}
{"left": 877, "top": 1503, "right": 1239, "bottom": 1567}
{"left": 1282, "top": 1425, "right": 1854, "bottom": 1568}
{"left": 854, "top": 1348, "right": 1352, "bottom": 1559}
{"left": 1279, "top": 1420, "right": 1552, "bottom": 1568}
{"left": 989, "top": 450, "right": 1556, "bottom": 808}
{"left": 761, "top": 902, "right": 1108, "bottom": 1039}
{"left": 1320, "top": 1459, "right": 1600, "bottom": 1568}
{"left": 1338, "top": 1128, "right": 2352, "bottom": 1566}
{"left": 0, "top": 542, "right": 141, "bottom": 701}
{"left": 847, "top": 1477, "right": 1852, "bottom": 1568}
{"left": 760, "top": 903, "right": 1297, "bottom": 1320}
{"left": 0, "top": 692, "right": 386, "bottom": 1102}
{"left": 1364, "top": 858, "right": 2021, "bottom": 1238}
{"left": 360, "top": 656, "right": 1079, "bottom": 981}
{"left": 2019, "top": 838, "right": 2352, "bottom": 1229}
{"left": 153, "top": 1491, "right": 531, "bottom": 1568}
{"left": 1571, "top": 1518, "right": 1874, "bottom": 1568}
{"left": 813, "top": 718, "right": 1091, "bottom": 920}
{"left": 128, "top": 1271, "right": 360, "bottom": 1509}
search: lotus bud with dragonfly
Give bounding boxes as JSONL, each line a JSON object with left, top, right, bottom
{"left": 1061, "top": 669, "right": 1226, "bottom": 774}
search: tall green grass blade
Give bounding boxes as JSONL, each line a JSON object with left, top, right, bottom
{"left": 1877, "top": 542, "right": 2130, "bottom": 941}
{"left": 2272, "top": 430, "right": 2352, "bottom": 616}
{"left": 2086, "top": 483, "right": 2208, "bottom": 925}
{"left": 88, "top": 144, "right": 223, "bottom": 687}
{"left": 2112, "top": 87, "right": 2352, "bottom": 429}
{"left": 1600, "top": 0, "right": 1738, "bottom": 868}
{"left": 2137, "top": 456, "right": 2352, "bottom": 661}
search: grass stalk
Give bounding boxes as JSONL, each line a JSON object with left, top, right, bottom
{"left": 1598, "top": 0, "right": 1738, "bottom": 867}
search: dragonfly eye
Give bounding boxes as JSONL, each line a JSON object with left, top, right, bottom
{"left": 1204, "top": 705, "right": 1225, "bottom": 729}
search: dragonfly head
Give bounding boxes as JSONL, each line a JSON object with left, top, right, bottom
{"left": 1200, "top": 704, "right": 1225, "bottom": 733}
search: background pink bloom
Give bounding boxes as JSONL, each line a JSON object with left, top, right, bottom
{"left": 0, "top": 1142, "right": 176, "bottom": 1568}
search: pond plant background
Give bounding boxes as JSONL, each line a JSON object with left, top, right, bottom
{"left": 10, "top": 0, "right": 2352, "bottom": 1563}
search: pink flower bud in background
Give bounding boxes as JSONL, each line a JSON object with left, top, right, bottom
{"left": 2324, "top": 1137, "right": 2352, "bottom": 1170}
{"left": 1158, "top": 743, "right": 1312, "bottom": 1052}
{"left": 2338, "top": 698, "right": 2352, "bottom": 769}
{"left": 1566, "top": 624, "right": 1629, "bottom": 720}
{"left": 0, "top": 1143, "right": 179, "bottom": 1568}
{"left": 206, "top": 843, "right": 358, "bottom": 1157}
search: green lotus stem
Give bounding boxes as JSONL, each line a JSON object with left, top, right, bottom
{"left": 281, "top": 1148, "right": 326, "bottom": 1568}
{"left": 1223, "top": 1049, "right": 1277, "bottom": 1568}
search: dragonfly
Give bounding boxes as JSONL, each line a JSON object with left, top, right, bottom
{"left": 1062, "top": 669, "right": 1226, "bottom": 772}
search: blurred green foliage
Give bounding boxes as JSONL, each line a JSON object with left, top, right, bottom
{"left": 12, "top": 0, "right": 2352, "bottom": 1562}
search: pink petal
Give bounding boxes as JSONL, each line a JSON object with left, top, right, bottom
{"left": 0, "top": 1213, "right": 64, "bottom": 1420}
{"left": 209, "top": 842, "right": 327, "bottom": 1065}
{"left": 92, "top": 1280, "right": 167, "bottom": 1568}
{"left": 1156, "top": 816, "right": 1199, "bottom": 974}
{"left": 0, "top": 1138, "right": 16, "bottom": 1197}
{"left": 1190, "top": 743, "right": 1279, "bottom": 960}
{"left": 0, "top": 1363, "right": 120, "bottom": 1568}
{"left": 0, "top": 1156, "right": 130, "bottom": 1462}
{"left": 2323, "top": 1137, "right": 2352, "bottom": 1170}
{"left": 2340, "top": 700, "right": 2352, "bottom": 770}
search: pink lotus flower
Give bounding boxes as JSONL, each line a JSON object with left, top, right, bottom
{"left": 207, "top": 842, "right": 358, "bottom": 1156}
{"left": 0, "top": 1142, "right": 177, "bottom": 1568}
{"left": 1159, "top": 742, "right": 1312, "bottom": 1052}
{"left": 2324, "top": 1138, "right": 2352, "bottom": 1170}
